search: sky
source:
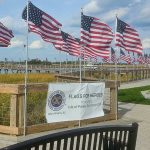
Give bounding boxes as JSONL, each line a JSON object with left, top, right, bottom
{"left": 0, "top": 0, "right": 150, "bottom": 61}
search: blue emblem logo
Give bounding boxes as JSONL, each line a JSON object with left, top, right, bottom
{"left": 48, "top": 90, "right": 65, "bottom": 111}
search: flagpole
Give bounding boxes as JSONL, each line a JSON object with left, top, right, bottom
{"left": 79, "top": 48, "right": 82, "bottom": 83}
{"left": 71, "top": 56, "right": 73, "bottom": 75}
{"left": 59, "top": 51, "right": 61, "bottom": 75}
{"left": 133, "top": 52, "right": 135, "bottom": 80}
{"left": 65, "top": 53, "right": 68, "bottom": 74}
{"left": 114, "top": 15, "right": 118, "bottom": 120}
{"left": 78, "top": 8, "right": 85, "bottom": 128}
{"left": 79, "top": 8, "right": 84, "bottom": 83}
{"left": 24, "top": 0, "right": 29, "bottom": 136}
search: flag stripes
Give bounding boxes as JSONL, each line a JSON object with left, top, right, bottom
{"left": 81, "top": 13, "right": 113, "bottom": 58}
{"left": 0, "top": 22, "right": 14, "bottom": 47}
{"left": 53, "top": 31, "right": 80, "bottom": 57}
{"left": 111, "top": 48, "right": 116, "bottom": 63}
{"left": 103, "top": 57, "right": 110, "bottom": 63}
{"left": 21, "top": 3, "right": 145, "bottom": 62}
{"left": 115, "top": 18, "right": 143, "bottom": 54}
{"left": 120, "top": 49, "right": 131, "bottom": 64}
{"left": 22, "top": 2, "right": 62, "bottom": 46}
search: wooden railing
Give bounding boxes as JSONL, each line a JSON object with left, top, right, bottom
{"left": 0, "top": 78, "right": 118, "bottom": 135}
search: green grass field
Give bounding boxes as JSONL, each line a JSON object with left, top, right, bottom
{"left": 118, "top": 85, "right": 150, "bottom": 105}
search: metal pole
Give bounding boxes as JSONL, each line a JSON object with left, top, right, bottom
{"left": 66, "top": 53, "right": 68, "bottom": 73}
{"left": 59, "top": 51, "right": 61, "bottom": 75}
{"left": 114, "top": 15, "right": 118, "bottom": 120}
{"left": 79, "top": 49, "right": 82, "bottom": 83}
{"left": 24, "top": 0, "right": 29, "bottom": 136}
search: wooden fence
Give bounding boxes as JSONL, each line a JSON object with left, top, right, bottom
{"left": 0, "top": 77, "right": 119, "bottom": 136}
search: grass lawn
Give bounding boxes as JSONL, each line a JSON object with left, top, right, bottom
{"left": 118, "top": 85, "right": 150, "bottom": 105}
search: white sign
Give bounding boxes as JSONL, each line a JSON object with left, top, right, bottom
{"left": 46, "top": 83, "right": 105, "bottom": 123}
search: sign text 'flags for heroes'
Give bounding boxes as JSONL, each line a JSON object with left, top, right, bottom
{"left": 115, "top": 17, "right": 143, "bottom": 54}
{"left": 22, "top": 1, "right": 63, "bottom": 47}
{"left": 46, "top": 83, "right": 105, "bottom": 123}
{"left": 0, "top": 22, "right": 14, "bottom": 47}
{"left": 81, "top": 13, "right": 113, "bottom": 58}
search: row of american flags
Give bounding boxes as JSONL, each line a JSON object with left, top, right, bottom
{"left": 0, "top": 1, "right": 148, "bottom": 64}
{"left": 103, "top": 47, "right": 150, "bottom": 64}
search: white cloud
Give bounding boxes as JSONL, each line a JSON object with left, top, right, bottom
{"left": 142, "top": 38, "right": 150, "bottom": 49}
{"left": 102, "top": 7, "right": 129, "bottom": 22}
{"left": 83, "top": 0, "right": 101, "bottom": 14}
{"left": 139, "top": 7, "right": 150, "bottom": 18}
{"left": 0, "top": 16, "right": 14, "bottom": 28}
{"left": 10, "top": 38, "right": 24, "bottom": 48}
{"left": 134, "top": 0, "right": 150, "bottom": 24}
{"left": 0, "top": 16, "right": 26, "bottom": 34}
{"left": 134, "top": 0, "right": 142, "bottom": 3}
{"left": 29, "top": 40, "right": 44, "bottom": 49}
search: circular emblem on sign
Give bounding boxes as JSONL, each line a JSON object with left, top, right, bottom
{"left": 48, "top": 90, "right": 65, "bottom": 111}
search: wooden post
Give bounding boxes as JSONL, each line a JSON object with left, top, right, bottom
{"left": 131, "top": 70, "right": 134, "bottom": 81}
{"left": 126, "top": 71, "right": 129, "bottom": 82}
{"left": 110, "top": 87, "right": 117, "bottom": 120}
{"left": 10, "top": 94, "right": 24, "bottom": 128}
{"left": 10, "top": 95, "right": 19, "bottom": 127}
{"left": 146, "top": 69, "right": 148, "bottom": 79}
{"left": 18, "top": 94, "right": 24, "bottom": 127}
{"left": 140, "top": 68, "right": 142, "bottom": 79}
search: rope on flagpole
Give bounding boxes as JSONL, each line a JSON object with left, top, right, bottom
{"left": 24, "top": 0, "right": 29, "bottom": 136}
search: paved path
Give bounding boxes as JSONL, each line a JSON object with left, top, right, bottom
{"left": 118, "top": 79, "right": 150, "bottom": 150}
{"left": 118, "top": 102, "right": 150, "bottom": 150}
{"left": 119, "top": 79, "right": 150, "bottom": 89}
{"left": 94, "top": 101, "right": 150, "bottom": 150}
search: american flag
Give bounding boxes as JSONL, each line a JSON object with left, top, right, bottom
{"left": 144, "top": 54, "right": 149, "bottom": 64}
{"left": 111, "top": 47, "right": 116, "bottom": 63}
{"left": 82, "top": 46, "right": 98, "bottom": 60}
{"left": 120, "top": 49, "right": 131, "bottom": 64}
{"left": 53, "top": 31, "right": 80, "bottom": 57}
{"left": 81, "top": 13, "right": 113, "bottom": 58}
{"left": 132, "top": 52, "right": 136, "bottom": 64}
{"left": 137, "top": 54, "right": 143, "bottom": 64}
{"left": 22, "top": 2, "right": 62, "bottom": 46}
{"left": 148, "top": 54, "right": 150, "bottom": 64}
{"left": 102, "top": 57, "right": 110, "bottom": 63}
{"left": 115, "top": 18, "right": 143, "bottom": 54}
{"left": 0, "top": 22, "right": 14, "bottom": 47}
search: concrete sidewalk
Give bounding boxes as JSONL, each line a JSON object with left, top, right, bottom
{"left": 119, "top": 79, "right": 150, "bottom": 89}
{"left": 118, "top": 102, "right": 150, "bottom": 150}
{"left": 97, "top": 102, "right": 150, "bottom": 150}
{"left": 118, "top": 79, "right": 150, "bottom": 150}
